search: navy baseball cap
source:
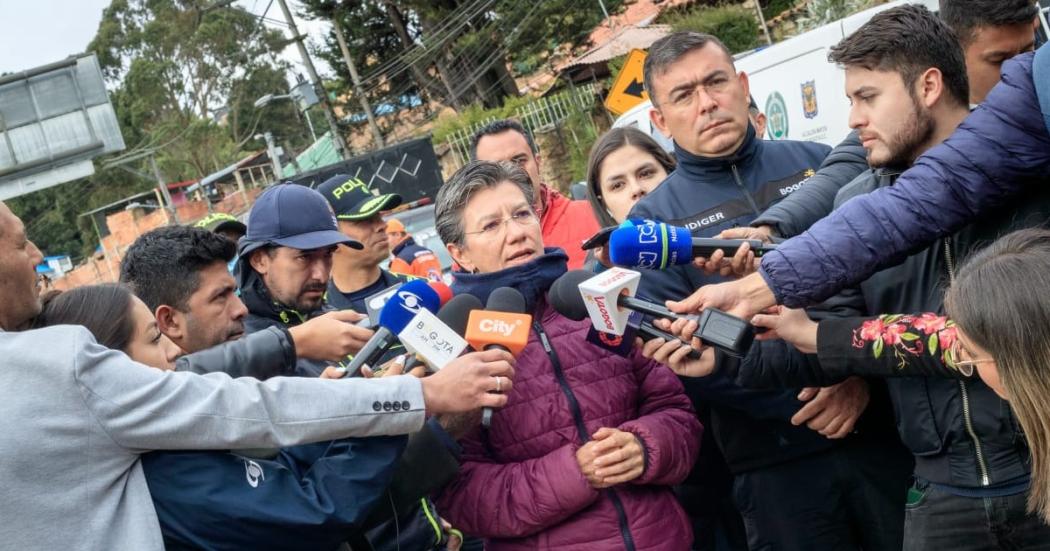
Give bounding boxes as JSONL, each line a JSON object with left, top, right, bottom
{"left": 317, "top": 174, "right": 402, "bottom": 220}
{"left": 239, "top": 184, "right": 363, "bottom": 258}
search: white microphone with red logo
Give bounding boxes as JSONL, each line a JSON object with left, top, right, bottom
{"left": 576, "top": 267, "right": 642, "bottom": 335}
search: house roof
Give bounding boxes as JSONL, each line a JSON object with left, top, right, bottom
{"left": 560, "top": 24, "right": 672, "bottom": 70}
{"left": 587, "top": 0, "right": 694, "bottom": 45}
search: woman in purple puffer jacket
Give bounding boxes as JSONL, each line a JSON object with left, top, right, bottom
{"left": 433, "top": 160, "right": 701, "bottom": 550}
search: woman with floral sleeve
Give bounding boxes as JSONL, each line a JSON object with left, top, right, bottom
{"left": 752, "top": 228, "right": 1050, "bottom": 528}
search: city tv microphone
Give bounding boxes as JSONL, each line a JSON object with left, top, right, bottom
{"left": 465, "top": 287, "right": 532, "bottom": 427}
{"left": 400, "top": 294, "right": 481, "bottom": 372}
{"left": 608, "top": 222, "right": 777, "bottom": 269}
{"left": 344, "top": 279, "right": 441, "bottom": 377}
{"left": 549, "top": 269, "right": 755, "bottom": 356}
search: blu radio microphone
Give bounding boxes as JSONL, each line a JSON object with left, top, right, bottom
{"left": 363, "top": 280, "right": 453, "bottom": 328}
{"left": 400, "top": 294, "right": 481, "bottom": 372}
{"left": 549, "top": 269, "right": 755, "bottom": 356}
{"left": 608, "top": 222, "right": 777, "bottom": 270}
{"left": 344, "top": 279, "right": 441, "bottom": 377}
{"left": 465, "top": 288, "right": 532, "bottom": 427}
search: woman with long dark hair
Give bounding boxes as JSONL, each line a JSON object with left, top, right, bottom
{"left": 585, "top": 127, "right": 676, "bottom": 227}
{"left": 944, "top": 228, "right": 1050, "bottom": 523}
{"left": 34, "top": 284, "right": 181, "bottom": 369}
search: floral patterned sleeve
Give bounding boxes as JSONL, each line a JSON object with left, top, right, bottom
{"left": 816, "top": 313, "right": 969, "bottom": 380}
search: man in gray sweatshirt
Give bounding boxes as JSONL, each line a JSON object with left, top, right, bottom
{"left": 0, "top": 200, "right": 516, "bottom": 549}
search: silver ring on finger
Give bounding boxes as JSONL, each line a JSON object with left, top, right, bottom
{"left": 494, "top": 376, "right": 502, "bottom": 393}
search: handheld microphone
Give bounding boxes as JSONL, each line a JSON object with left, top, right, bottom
{"left": 465, "top": 287, "right": 531, "bottom": 427}
{"left": 549, "top": 269, "right": 754, "bottom": 356}
{"left": 400, "top": 294, "right": 481, "bottom": 372}
{"left": 364, "top": 280, "right": 453, "bottom": 328}
{"left": 608, "top": 222, "right": 777, "bottom": 269}
{"left": 344, "top": 279, "right": 441, "bottom": 377}
{"left": 549, "top": 277, "right": 700, "bottom": 359}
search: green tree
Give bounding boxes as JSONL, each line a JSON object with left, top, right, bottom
{"left": 10, "top": 0, "right": 314, "bottom": 258}
{"left": 662, "top": 4, "right": 762, "bottom": 54}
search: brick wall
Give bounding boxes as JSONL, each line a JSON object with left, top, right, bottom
{"left": 54, "top": 190, "right": 262, "bottom": 290}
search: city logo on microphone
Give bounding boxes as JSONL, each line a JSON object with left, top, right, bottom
{"left": 479, "top": 318, "right": 523, "bottom": 337}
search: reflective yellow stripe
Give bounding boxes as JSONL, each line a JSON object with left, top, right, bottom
{"left": 420, "top": 498, "right": 443, "bottom": 545}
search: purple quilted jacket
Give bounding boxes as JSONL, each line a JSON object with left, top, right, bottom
{"left": 435, "top": 298, "right": 701, "bottom": 550}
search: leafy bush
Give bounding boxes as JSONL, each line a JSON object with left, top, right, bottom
{"left": 798, "top": 0, "right": 880, "bottom": 31}
{"left": 665, "top": 4, "right": 762, "bottom": 54}
{"left": 761, "top": 0, "right": 797, "bottom": 19}
{"left": 564, "top": 107, "right": 602, "bottom": 184}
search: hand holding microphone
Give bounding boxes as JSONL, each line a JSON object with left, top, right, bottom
{"left": 608, "top": 221, "right": 775, "bottom": 271}
{"left": 420, "top": 348, "right": 517, "bottom": 415}
{"left": 288, "top": 310, "right": 374, "bottom": 362}
{"left": 343, "top": 280, "right": 442, "bottom": 377}
{"left": 465, "top": 288, "right": 532, "bottom": 427}
{"left": 549, "top": 268, "right": 756, "bottom": 357}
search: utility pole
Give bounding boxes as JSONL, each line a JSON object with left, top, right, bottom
{"left": 275, "top": 0, "right": 351, "bottom": 160}
{"left": 753, "top": 0, "right": 773, "bottom": 46}
{"left": 331, "top": 16, "right": 385, "bottom": 148}
{"left": 261, "top": 132, "right": 285, "bottom": 180}
{"left": 597, "top": 0, "right": 610, "bottom": 21}
{"left": 149, "top": 155, "right": 181, "bottom": 224}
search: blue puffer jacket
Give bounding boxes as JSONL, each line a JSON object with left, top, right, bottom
{"left": 819, "top": 164, "right": 1050, "bottom": 489}
{"left": 760, "top": 47, "right": 1050, "bottom": 307}
{"left": 627, "top": 126, "right": 843, "bottom": 474}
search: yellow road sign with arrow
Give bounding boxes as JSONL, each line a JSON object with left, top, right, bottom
{"left": 604, "top": 49, "right": 649, "bottom": 116}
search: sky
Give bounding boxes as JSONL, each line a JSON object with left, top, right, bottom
{"left": 0, "top": 0, "right": 334, "bottom": 78}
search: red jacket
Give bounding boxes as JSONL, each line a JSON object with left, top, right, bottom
{"left": 540, "top": 185, "right": 600, "bottom": 270}
{"left": 435, "top": 298, "right": 700, "bottom": 550}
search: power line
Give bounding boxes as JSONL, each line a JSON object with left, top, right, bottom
{"left": 356, "top": 0, "right": 496, "bottom": 82}
{"left": 358, "top": 0, "right": 499, "bottom": 87}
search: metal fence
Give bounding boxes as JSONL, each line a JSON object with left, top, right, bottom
{"left": 440, "top": 82, "right": 602, "bottom": 171}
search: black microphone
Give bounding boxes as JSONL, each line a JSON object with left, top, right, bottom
{"left": 549, "top": 270, "right": 754, "bottom": 356}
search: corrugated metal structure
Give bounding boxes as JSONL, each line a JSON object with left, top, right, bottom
{"left": 0, "top": 53, "right": 125, "bottom": 200}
